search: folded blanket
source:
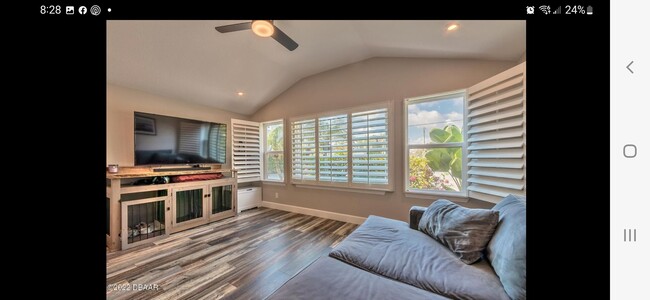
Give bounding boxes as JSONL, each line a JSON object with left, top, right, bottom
{"left": 170, "top": 173, "right": 223, "bottom": 182}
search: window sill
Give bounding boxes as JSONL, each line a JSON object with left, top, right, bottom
{"left": 294, "top": 184, "right": 393, "bottom": 195}
{"left": 404, "top": 190, "right": 469, "bottom": 202}
{"left": 262, "top": 181, "right": 286, "bottom": 187}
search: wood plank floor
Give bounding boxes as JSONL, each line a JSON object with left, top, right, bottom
{"left": 106, "top": 208, "right": 358, "bottom": 300}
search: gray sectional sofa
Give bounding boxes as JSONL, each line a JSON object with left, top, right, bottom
{"left": 268, "top": 195, "right": 526, "bottom": 300}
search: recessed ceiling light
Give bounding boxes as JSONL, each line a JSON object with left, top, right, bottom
{"left": 237, "top": 92, "right": 244, "bottom": 96}
{"left": 447, "top": 24, "right": 459, "bottom": 31}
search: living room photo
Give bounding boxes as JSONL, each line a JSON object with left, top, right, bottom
{"left": 106, "top": 20, "right": 526, "bottom": 299}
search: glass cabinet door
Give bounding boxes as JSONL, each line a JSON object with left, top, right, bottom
{"left": 126, "top": 199, "right": 166, "bottom": 244}
{"left": 174, "top": 187, "right": 204, "bottom": 224}
{"left": 120, "top": 189, "right": 169, "bottom": 249}
{"left": 211, "top": 184, "right": 233, "bottom": 214}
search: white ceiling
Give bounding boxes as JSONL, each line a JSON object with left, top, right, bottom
{"left": 107, "top": 20, "right": 525, "bottom": 115}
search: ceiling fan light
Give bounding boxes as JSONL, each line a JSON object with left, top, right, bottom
{"left": 251, "top": 20, "right": 274, "bottom": 37}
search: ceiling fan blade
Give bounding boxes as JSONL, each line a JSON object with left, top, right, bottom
{"left": 271, "top": 25, "right": 299, "bottom": 51}
{"left": 215, "top": 22, "right": 252, "bottom": 33}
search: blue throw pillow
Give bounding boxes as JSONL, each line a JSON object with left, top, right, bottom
{"left": 418, "top": 199, "right": 499, "bottom": 264}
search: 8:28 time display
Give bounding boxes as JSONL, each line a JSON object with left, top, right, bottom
{"left": 40, "top": 5, "right": 61, "bottom": 14}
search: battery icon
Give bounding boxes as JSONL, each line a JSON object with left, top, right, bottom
{"left": 586, "top": 6, "right": 593, "bottom": 15}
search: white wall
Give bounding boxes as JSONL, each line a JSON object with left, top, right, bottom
{"left": 252, "top": 57, "right": 519, "bottom": 221}
{"left": 107, "top": 84, "right": 246, "bottom": 166}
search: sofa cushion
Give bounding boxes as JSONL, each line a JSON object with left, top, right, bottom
{"left": 418, "top": 199, "right": 500, "bottom": 264}
{"left": 267, "top": 256, "right": 448, "bottom": 300}
{"left": 486, "top": 194, "right": 527, "bottom": 300}
{"left": 330, "top": 215, "right": 510, "bottom": 300}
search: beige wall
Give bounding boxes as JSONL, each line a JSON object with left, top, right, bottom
{"left": 107, "top": 84, "right": 246, "bottom": 166}
{"left": 252, "top": 57, "right": 518, "bottom": 222}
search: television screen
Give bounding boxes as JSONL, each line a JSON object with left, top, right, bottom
{"left": 134, "top": 112, "right": 227, "bottom": 165}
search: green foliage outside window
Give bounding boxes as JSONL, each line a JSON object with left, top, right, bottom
{"left": 409, "top": 124, "right": 462, "bottom": 191}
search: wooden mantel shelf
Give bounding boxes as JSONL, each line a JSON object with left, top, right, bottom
{"left": 106, "top": 166, "right": 235, "bottom": 179}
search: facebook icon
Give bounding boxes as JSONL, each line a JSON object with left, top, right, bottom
{"left": 79, "top": 6, "right": 87, "bottom": 15}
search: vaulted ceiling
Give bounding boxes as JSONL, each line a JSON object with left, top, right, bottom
{"left": 107, "top": 20, "right": 525, "bottom": 115}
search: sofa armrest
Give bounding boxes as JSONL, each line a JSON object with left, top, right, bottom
{"left": 409, "top": 206, "right": 427, "bottom": 230}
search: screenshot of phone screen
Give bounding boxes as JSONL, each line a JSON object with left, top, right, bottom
{"left": 34, "top": 1, "right": 646, "bottom": 298}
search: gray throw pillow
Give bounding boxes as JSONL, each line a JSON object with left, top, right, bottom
{"left": 486, "top": 194, "right": 526, "bottom": 300}
{"left": 418, "top": 199, "right": 499, "bottom": 264}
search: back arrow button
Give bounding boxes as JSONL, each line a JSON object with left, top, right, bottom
{"left": 627, "top": 61, "right": 634, "bottom": 74}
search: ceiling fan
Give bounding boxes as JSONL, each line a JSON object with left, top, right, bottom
{"left": 215, "top": 20, "right": 299, "bottom": 51}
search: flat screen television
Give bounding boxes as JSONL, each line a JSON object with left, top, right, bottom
{"left": 134, "top": 112, "right": 227, "bottom": 166}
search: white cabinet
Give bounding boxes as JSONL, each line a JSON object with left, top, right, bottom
{"left": 169, "top": 178, "right": 237, "bottom": 234}
{"left": 107, "top": 169, "right": 238, "bottom": 252}
{"left": 238, "top": 187, "right": 262, "bottom": 212}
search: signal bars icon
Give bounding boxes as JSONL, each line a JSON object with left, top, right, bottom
{"left": 553, "top": 6, "right": 561, "bottom": 14}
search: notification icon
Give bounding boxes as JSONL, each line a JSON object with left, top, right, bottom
{"left": 79, "top": 6, "right": 87, "bottom": 15}
{"left": 66, "top": 6, "right": 74, "bottom": 15}
{"left": 90, "top": 5, "right": 101, "bottom": 16}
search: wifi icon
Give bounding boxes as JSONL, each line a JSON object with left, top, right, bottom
{"left": 539, "top": 5, "right": 551, "bottom": 15}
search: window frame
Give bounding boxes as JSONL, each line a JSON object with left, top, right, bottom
{"left": 290, "top": 102, "right": 393, "bottom": 192}
{"left": 404, "top": 90, "right": 468, "bottom": 197}
{"left": 261, "top": 119, "right": 285, "bottom": 183}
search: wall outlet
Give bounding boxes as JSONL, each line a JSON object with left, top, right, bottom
{"left": 275, "top": 192, "right": 279, "bottom": 199}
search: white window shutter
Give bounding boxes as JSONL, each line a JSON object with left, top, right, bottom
{"left": 289, "top": 103, "right": 391, "bottom": 190}
{"left": 466, "top": 62, "right": 526, "bottom": 203}
{"left": 318, "top": 114, "right": 348, "bottom": 183}
{"left": 351, "top": 108, "right": 389, "bottom": 185}
{"left": 231, "top": 119, "right": 261, "bottom": 183}
{"left": 291, "top": 119, "right": 317, "bottom": 181}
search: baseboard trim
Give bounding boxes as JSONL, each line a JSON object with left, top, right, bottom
{"left": 261, "top": 201, "right": 367, "bottom": 224}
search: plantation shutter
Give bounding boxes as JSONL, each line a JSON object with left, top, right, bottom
{"left": 318, "top": 114, "right": 348, "bottom": 183}
{"left": 351, "top": 108, "right": 389, "bottom": 185}
{"left": 466, "top": 62, "right": 526, "bottom": 203}
{"left": 178, "top": 122, "right": 202, "bottom": 155}
{"left": 291, "top": 119, "right": 317, "bottom": 181}
{"left": 231, "top": 119, "right": 261, "bottom": 182}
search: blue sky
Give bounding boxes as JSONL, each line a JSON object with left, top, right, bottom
{"left": 407, "top": 96, "right": 463, "bottom": 144}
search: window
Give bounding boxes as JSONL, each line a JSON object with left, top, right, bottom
{"left": 351, "top": 109, "right": 389, "bottom": 185}
{"left": 291, "top": 103, "right": 391, "bottom": 191}
{"left": 318, "top": 115, "right": 348, "bottom": 183}
{"left": 231, "top": 119, "right": 261, "bottom": 183}
{"left": 262, "top": 120, "right": 284, "bottom": 182}
{"left": 406, "top": 92, "right": 466, "bottom": 196}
